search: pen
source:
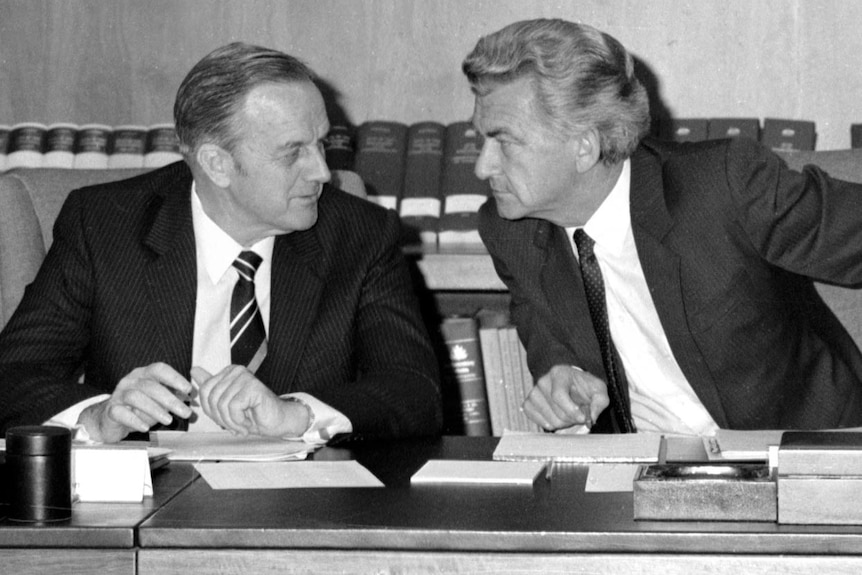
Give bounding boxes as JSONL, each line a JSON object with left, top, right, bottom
{"left": 545, "top": 460, "right": 554, "bottom": 481}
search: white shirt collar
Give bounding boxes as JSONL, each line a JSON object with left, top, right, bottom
{"left": 582, "top": 159, "right": 632, "bottom": 256}
{"left": 190, "top": 182, "right": 274, "bottom": 285}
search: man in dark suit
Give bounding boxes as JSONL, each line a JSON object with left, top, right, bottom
{"left": 0, "top": 42, "right": 442, "bottom": 443}
{"left": 463, "top": 19, "right": 862, "bottom": 434}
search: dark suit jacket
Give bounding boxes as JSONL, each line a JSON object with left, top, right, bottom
{"left": 0, "top": 162, "right": 443, "bottom": 438}
{"left": 479, "top": 137, "right": 862, "bottom": 430}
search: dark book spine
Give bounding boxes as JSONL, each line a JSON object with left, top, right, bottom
{"left": 43, "top": 123, "right": 78, "bottom": 168}
{"left": 353, "top": 121, "right": 408, "bottom": 211}
{"left": 144, "top": 123, "right": 183, "bottom": 168}
{"left": 761, "top": 119, "right": 816, "bottom": 151}
{"left": 6, "top": 122, "right": 47, "bottom": 168}
{"left": 707, "top": 118, "right": 760, "bottom": 141}
{"left": 0, "top": 125, "right": 9, "bottom": 170}
{"left": 74, "top": 123, "right": 112, "bottom": 169}
{"left": 438, "top": 121, "right": 491, "bottom": 246}
{"left": 324, "top": 123, "right": 355, "bottom": 171}
{"left": 439, "top": 315, "right": 491, "bottom": 436}
{"left": 400, "top": 121, "right": 445, "bottom": 248}
{"left": 851, "top": 123, "right": 862, "bottom": 149}
{"left": 108, "top": 125, "right": 148, "bottom": 168}
{"left": 663, "top": 118, "right": 709, "bottom": 142}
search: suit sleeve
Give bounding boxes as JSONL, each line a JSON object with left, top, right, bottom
{"left": 726, "top": 139, "right": 862, "bottom": 284}
{"left": 0, "top": 190, "right": 108, "bottom": 432}
{"left": 310, "top": 208, "right": 443, "bottom": 438}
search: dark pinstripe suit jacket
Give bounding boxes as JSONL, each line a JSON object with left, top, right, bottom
{"left": 479, "top": 137, "right": 862, "bottom": 430}
{"left": 0, "top": 162, "right": 443, "bottom": 438}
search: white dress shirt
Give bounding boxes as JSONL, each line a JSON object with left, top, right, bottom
{"left": 565, "top": 160, "right": 718, "bottom": 436}
{"left": 47, "top": 184, "right": 351, "bottom": 443}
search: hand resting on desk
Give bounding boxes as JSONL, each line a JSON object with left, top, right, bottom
{"left": 191, "top": 366, "right": 311, "bottom": 438}
{"left": 76, "top": 362, "right": 312, "bottom": 443}
{"left": 77, "top": 362, "right": 193, "bottom": 443}
{"left": 522, "top": 364, "right": 609, "bottom": 432}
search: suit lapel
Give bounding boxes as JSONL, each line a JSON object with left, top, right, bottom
{"left": 141, "top": 165, "right": 197, "bottom": 377}
{"left": 629, "top": 146, "right": 728, "bottom": 426}
{"left": 535, "top": 220, "right": 606, "bottom": 378}
{"left": 257, "top": 228, "right": 326, "bottom": 394}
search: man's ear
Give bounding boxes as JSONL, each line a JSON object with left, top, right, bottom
{"left": 196, "top": 143, "right": 235, "bottom": 188}
{"left": 572, "top": 129, "right": 601, "bottom": 173}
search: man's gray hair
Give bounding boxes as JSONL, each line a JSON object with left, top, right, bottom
{"left": 462, "top": 19, "right": 650, "bottom": 164}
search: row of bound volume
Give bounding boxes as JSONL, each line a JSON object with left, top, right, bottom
{"left": 324, "top": 120, "right": 492, "bottom": 251}
{"left": 438, "top": 309, "right": 542, "bottom": 437}
{"left": 662, "top": 117, "right": 817, "bottom": 151}
{"left": 0, "top": 122, "right": 183, "bottom": 171}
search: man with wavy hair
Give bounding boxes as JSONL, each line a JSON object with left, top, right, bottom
{"left": 464, "top": 19, "right": 862, "bottom": 434}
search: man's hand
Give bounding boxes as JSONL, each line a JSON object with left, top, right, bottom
{"left": 522, "top": 364, "right": 609, "bottom": 432}
{"left": 78, "top": 362, "right": 193, "bottom": 443}
{"left": 191, "top": 366, "right": 310, "bottom": 438}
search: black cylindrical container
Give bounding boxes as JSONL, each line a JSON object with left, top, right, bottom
{"left": 5, "top": 425, "right": 72, "bottom": 522}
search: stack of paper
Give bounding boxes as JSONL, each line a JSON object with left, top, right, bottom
{"left": 151, "top": 431, "right": 318, "bottom": 462}
{"left": 492, "top": 430, "right": 662, "bottom": 463}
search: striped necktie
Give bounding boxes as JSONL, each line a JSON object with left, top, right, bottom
{"left": 573, "top": 229, "right": 635, "bottom": 433}
{"left": 230, "top": 250, "right": 267, "bottom": 372}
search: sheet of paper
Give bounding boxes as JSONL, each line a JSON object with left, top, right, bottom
{"left": 584, "top": 464, "right": 640, "bottom": 492}
{"left": 194, "top": 460, "right": 384, "bottom": 489}
{"left": 493, "top": 430, "right": 662, "bottom": 463}
{"left": 411, "top": 459, "right": 546, "bottom": 486}
{"left": 152, "top": 430, "right": 316, "bottom": 462}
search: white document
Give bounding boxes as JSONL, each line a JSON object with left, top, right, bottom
{"left": 584, "top": 464, "right": 640, "bottom": 492}
{"left": 151, "top": 430, "right": 317, "bottom": 462}
{"left": 411, "top": 459, "right": 546, "bottom": 486}
{"left": 194, "top": 460, "right": 383, "bottom": 489}
{"left": 493, "top": 430, "right": 662, "bottom": 463}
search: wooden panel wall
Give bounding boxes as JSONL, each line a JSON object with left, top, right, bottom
{"left": 0, "top": 0, "right": 859, "bottom": 149}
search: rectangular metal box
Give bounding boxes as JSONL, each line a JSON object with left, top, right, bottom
{"left": 633, "top": 463, "right": 776, "bottom": 522}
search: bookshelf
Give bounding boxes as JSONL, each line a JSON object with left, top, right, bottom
{"left": 407, "top": 247, "right": 505, "bottom": 291}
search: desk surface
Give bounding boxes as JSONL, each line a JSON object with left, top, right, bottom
{"left": 138, "top": 436, "right": 862, "bottom": 556}
{"left": 0, "top": 457, "right": 196, "bottom": 548}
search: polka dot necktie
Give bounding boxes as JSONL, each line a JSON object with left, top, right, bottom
{"left": 230, "top": 251, "right": 267, "bottom": 372}
{"left": 573, "top": 229, "right": 635, "bottom": 433}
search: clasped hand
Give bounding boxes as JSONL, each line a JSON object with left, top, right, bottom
{"left": 521, "top": 364, "right": 609, "bottom": 432}
{"left": 79, "top": 362, "right": 309, "bottom": 442}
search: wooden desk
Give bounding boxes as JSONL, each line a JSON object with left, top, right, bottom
{"left": 137, "top": 436, "right": 862, "bottom": 575}
{"left": 0, "top": 460, "right": 197, "bottom": 575}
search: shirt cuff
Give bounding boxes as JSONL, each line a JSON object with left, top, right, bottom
{"left": 281, "top": 392, "right": 352, "bottom": 444}
{"left": 43, "top": 394, "right": 111, "bottom": 443}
